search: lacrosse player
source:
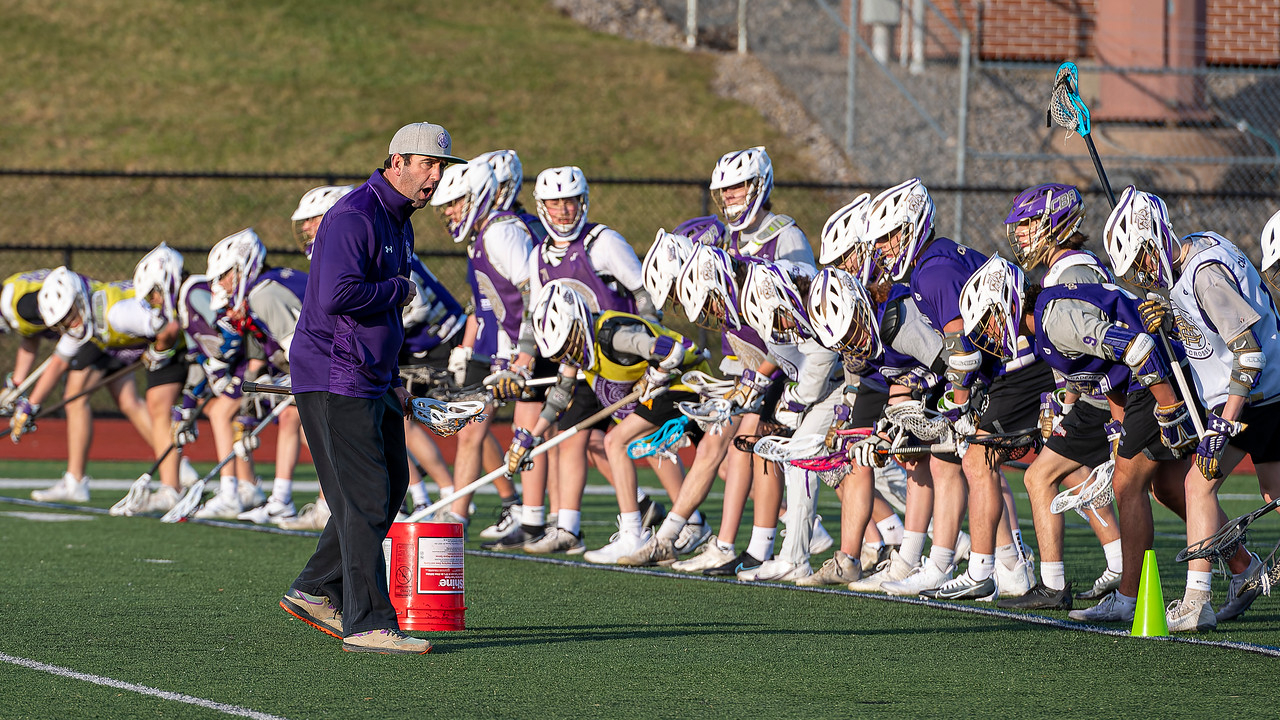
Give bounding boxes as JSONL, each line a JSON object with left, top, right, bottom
{"left": 511, "top": 280, "right": 712, "bottom": 563}
{"left": 1, "top": 269, "right": 57, "bottom": 414}
{"left": 14, "top": 267, "right": 154, "bottom": 502}
{"left": 710, "top": 146, "right": 814, "bottom": 266}
{"left": 995, "top": 184, "right": 1124, "bottom": 610}
{"left": 1108, "top": 188, "right": 1280, "bottom": 630}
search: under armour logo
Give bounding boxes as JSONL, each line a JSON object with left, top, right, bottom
{"left": 385, "top": 245, "right": 394, "bottom": 254}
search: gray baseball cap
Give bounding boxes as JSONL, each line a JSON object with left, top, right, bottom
{"left": 388, "top": 122, "right": 465, "bottom": 164}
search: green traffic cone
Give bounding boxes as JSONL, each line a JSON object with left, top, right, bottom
{"left": 1131, "top": 549, "right": 1168, "bottom": 637}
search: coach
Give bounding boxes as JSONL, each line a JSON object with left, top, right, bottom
{"left": 281, "top": 122, "right": 463, "bottom": 655}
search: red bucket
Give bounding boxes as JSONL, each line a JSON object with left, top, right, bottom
{"left": 383, "top": 521, "right": 466, "bottom": 631}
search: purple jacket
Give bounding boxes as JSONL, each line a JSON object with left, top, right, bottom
{"left": 291, "top": 170, "right": 414, "bottom": 397}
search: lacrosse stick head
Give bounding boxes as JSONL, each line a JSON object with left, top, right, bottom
{"left": 1103, "top": 186, "right": 1178, "bottom": 291}
{"left": 753, "top": 434, "right": 825, "bottom": 462}
{"left": 679, "top": 370, "right": 734, "bottom": 399}
{"left": 410, "top": 398, "right": 487, "bottom": 437}
{"left": 1260, "top": 208, "right": 1280, "bottom": 292}
{"left": 740, "top": 261, "right": 815, "bottom": 345}
{"left": 626, "top": 415, "right": 690, "bottom": 460}
{"left": 883, "top": 400, "right": 950, "bottom": 442}
{"left": 791, "top": 453, "right": 852, "bottom": 488}
{"left": 807, "top": 266, "right": 881, "bottom": 374}
{"left": 677, "top": 245, "right": 742, "bottom": 331}
{"left": 866, "top": 178, "right": 935, "bottom": 283}
{"left": 709, "top": 146, "right": 773, "bottom": 232}
{"left": 960, "top": 255, "right": 1025, "bottom": 361}
{"left": 966, "top": 427, "right": 1042, "bottom": 464}
{"left": 1046, "top": 61, "right": 1090, "bottom": 136}
{"left": 1177, "top": 497, "right": 1280, "bottom": 563}
{"left": 1050, "top": 458, "right": 1113, "bottom": 516}
{"left": 642, "top": 228, "right": 696, "bottom": 309}
{"left": 1005, "top": 183, "right": 1086, "bottom": 270}
{"left": 819, "top": 193, "right": 872, "bottom": 267}
{"left": 678, "top": 398, "right": 734, "bottom": 435}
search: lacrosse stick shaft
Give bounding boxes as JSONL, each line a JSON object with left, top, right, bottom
{"left": 241, "top": 382, "right": 292, "bottom": 395}
{"left": 1082, "top": 134, "right": 1116, "bottom": 209}
{"left": 1, "top": 355, "right": 53, "bottom": 406}
{"left": 405, "top": 387, "right": 646, "bottom": 522}
{"left": 41, "top": 359, "right": 144, "bottom": 418}
{"left": 1159, "top": 331, "right": 1207, "bottom": 439}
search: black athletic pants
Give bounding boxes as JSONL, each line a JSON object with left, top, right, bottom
{"left": 291, "top": 391, "right": 410, "bottom": 636}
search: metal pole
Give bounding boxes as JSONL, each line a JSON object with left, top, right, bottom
{"left": 910, "top": 0, "right": 925, "bottom": 74}
{"left": 954, "top": 29, "right": 970, "bottom": 242}
{"left": 846, "top": 0, "right": 859, "bottom": 155}
{"left": 738, "top": 0, "right": 748, "bottom": 54}
{"left": 686, "top": 0, "right": 697, "bottom": 48}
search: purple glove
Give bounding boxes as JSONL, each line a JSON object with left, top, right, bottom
{"left": 1195, "top": 413, "right": 1244, "bottom": 481}
{"left": 505, "top": 427, "right": 540, "bottom": 475}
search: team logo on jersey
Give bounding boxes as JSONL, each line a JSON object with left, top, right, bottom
{"left": 475, "top": 271, "right": 504, "bottom": 323}
{"left": 279, "top": 268, "right": 294, "bottom": 279}
{"left": 1175, "top": 313, "right": 1210, "bottom": 360}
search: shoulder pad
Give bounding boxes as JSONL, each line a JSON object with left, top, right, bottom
{"left": 879, "top": 297, "right": 906, "bottom": 345}
{"left": 756, "top": 214, "right": 797, "bottom": 243}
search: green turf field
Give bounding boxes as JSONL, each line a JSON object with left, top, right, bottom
{"left": 2, "top": 461, "right": 1279, "bottom": 719}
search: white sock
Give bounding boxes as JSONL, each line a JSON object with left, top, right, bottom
{"left": 929, "top": 546, "right": 955, "bottom": 573}
{"left": 715, "top": 536, "right": 735, "bottom": 552}
{"left": 219, "top": 476, "right": 237, "bottom": 499}
{"left": 1011, "top": 528, "right": 1025, "bottom": 553}
{"left": 1102, "top": 539, "right": 1123, "bottom": 573}
{"left": 619, "top": 511, "right": 643, "bottom": 537}
{"left": 409, "top": 482, "right": 429, "bottom": 506}
{"left": 1041, "top": 561, "right": 1066, "bottom": 591}
{"left": 876, "top": 515, "right": 905, "bottom": 546}
{"left": 747, "top": 526, "right": 776, "bottom": 560}
{"left": 558, "top": 509, "right": 581, "bottom": 536}
{"left": 1187, "top": 570, "right": 1213, "bottom": 595}
{"left": 272, "top": 477, "right": 293, "bottom": 504}
{"left": 995, "top": 543, "right": 1019, "bottom": 569}
{"left": 968, "top": 552, "right": 996, "bottom": 581}
{"left": 523, "top": 505, "right": 546, "bottom": 527}
{"left": 658, "top": 513, "right": 686, "bottom": 541}
{"left": 900, "top": 531, "right": 928, "bottom": 566}
{"left": 688, "top": 510, "right": 704, "bottom": 526}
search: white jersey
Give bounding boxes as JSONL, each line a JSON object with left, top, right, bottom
{"left": 1170, "top": 232, "right": 1280, "bottom": 409}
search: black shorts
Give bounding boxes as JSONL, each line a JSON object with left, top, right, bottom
{"left": 977, "top": 361, "right": 1054, "bottom": 434}
{"left": 145, "top": 356, "right": 190, "bottom": 390}
{"left": 463, "top": 358, "right": 492, "bottom": 387}
{"left": 400, "top": 330, "right": 462, "bottom": 369}
{"left": 851, "top": 386, "right": 888, "bottom": 429}
{"left": 1119, "top": 388, "right": 1179, "bottom": 461}
{"left": 558, "top": 381, "right": 611, "bottom": 432}
{"left": 631, "top": 390, "right": 706, "bottom": 443}
{"left": 67, "top": 343, "right": 124, "bottom": 373}
{"left": 1044, "top": 400, "right": 1112, "bottom": 469}
{"left": 1223, "top": 400, "right": 1280, "bottom": 464}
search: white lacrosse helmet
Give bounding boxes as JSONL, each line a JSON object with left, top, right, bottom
{"left": 1261, "top": 208, "right": 1280, "bottom": 291}
{"left": 1103, "top": 186, "right": 1177, "bottom": 291}
{"left": 431, "top": 158, "right": 497, "bottom": 243}
{"left": 676, "top": 245, "right": 742, "bottom": 332}
{"left": 807, "top": 266, "right": 881, "bottom": 372}
{"left": 532, "top": 279, "right": 596, "bottom": 369}
{"left": 479, "top": 149, "right": 523, "bottom": 212}
{"left": 207, "top": 228, "right": 265, "bottom": 311}
{"left": 291, "top": 185, "right": 353, "bottom": 256}
{"left": 740, "top": 261, "right": 814, "bottom": 344}
{"left": 818, "top": 192, "right": 872, "bottom": 268}
{"left": 38, "top": 266, "right": 94, "bottom": 340}
{"left": 866, "top": 178, "right": 935, "bottom": 282}
{"left": 534, "top": 166, "right": 589, "bottom": 241}
{"left": 642, "top": 229, "right": 696, "bottom": 309}
{"left": 710, "top": 146, "right": 774, "bottom": 232}
{"left": 959, "top": 255, "right": 1025, "bottom": 361}
{"left": 133, "top": 243, "right": 184, "bottom": 320}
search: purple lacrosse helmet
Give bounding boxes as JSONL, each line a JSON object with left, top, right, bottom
{"left": 673, "top": 215, "right": 728, "bottom": 249}
{"left": 1004, "top": 183, "right": 1085, "bottom": 270}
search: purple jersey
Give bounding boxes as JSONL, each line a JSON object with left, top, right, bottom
{"left": 403, "top": 254, "right": 465, "bottom": 356}
{"left": 535, "top": 222, "right": 637, "bottom": 315}
{"left": 468, "top": 211, "right": 530, "bottom": 347}
{"left": 1033, "top": 283, "right": 1162, "bottom": 395}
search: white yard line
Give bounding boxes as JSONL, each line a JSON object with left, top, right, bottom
{"left": 0, "top": 652, "right": 293, "bottom": 720}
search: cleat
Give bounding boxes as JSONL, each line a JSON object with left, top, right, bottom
{"left": 479, "top": 504, "right": 520, "bottom": 540}
{"left": 584, "top": 528, "right": 651, "bottom": 565}
{"left": 849, "top": 550, "right": 918, "bottom": 592}
{"left": 523, "top": 527, "right": 585, "bottom": 555}
{"left": 480, "top": 526, "right": 540, "bottom": 551}
{"left": 796, "top": 551, "right": 861, "bottom": 586}
{"left": 277, "top": 500, "right": 330, "bottom": 530}
{"left": 997, "top": 582, "right": 1073, "bottom": 610}
{"left": 882, "top": 561, "right": 953, "bottom": 596}
{"left": 238, "top": 481, "right": 266, "bottom": 510}
{"left": 280, "top": 588, "right": 344, "bottom": 638}
{"left": 738, "top": 558, "right": 812, "bottom": 582}
{"left": 996, "top": 554, "right": 1036, "bottom": 598}
{"left": 1167, "top": 597, "right": 1217, "bottom": 633}
{"left": 809, "top": 516, "right": 834, "bottom": 555}
{"left": 32, "top": 473, "right": 90, "bottom": 503}
{"left": 639, "top": 497, "right": 667, "bottom": 530}
{"left": 617, "top": 534, "right": 678, "bottom": 567}
{"left": 1075, "top": 568, "right": 1122, "bottom": 600}
{"left": 920, "top": 571, "right": 998, "bottom": 601}
{"left": 1067, "top": 590, "right": 1135, "bottom": 623}
{"left": 672, "top": 538, "right": 736, "bottom": 573}
{"left": 178, "top": 457, "right": 199, "bottom": 489}
{"left": 859, "top": 543, "right": 893, "bottom": 575}
{"left": 1217, "top": 552, "right": 1264, "bottom": 622}
{"left": 706, "top": 550, "right": 763, "bottom": 578}
{"left": 342, "top": 628, "right": 431, "bottom": 655}
{"left": 194, "top": 492, "right": 243, "bottom": 520}
{"left": 674, "top": 517, "right": 713, "bottom": 555}
{"left": 238, "top": 497, "right": 298, "bottom": 524}
{"left": 141, "top": 486, "right": 182, "bottom": 514}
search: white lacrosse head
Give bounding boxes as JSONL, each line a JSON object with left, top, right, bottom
{"left": 532, "top": 279, "right": 595, "bottom": 369}
{"left": 478, "top": 149, "right": 523, "bottom": 212}
{"left": 818, "top": 193, "right": 872, "bottom": 266}
{"left": 807, "top": 266, "right": 881, "bottom": 372}
{"left": 534, "top": 166, "right": 589, "bottom": 241}
{"left": 959, "top": 255, "right": 1025, "bottom": 361}
{"left": 709, "top": 146, "right": 773, "bottom": 232}
{"left": 676, "top": 245, "right": 742, "bottom": 331}
{"left": 642, "top": 229, "right": 696, "bottom": 309}
{"left": 38, "top": 266, "right": 94, "bottom": 340}
{"left": 431, "top": 158, "right": 497, "bottom": 243}
{"left": 866, "top": 178, "right": 935, "bottom": 282}
{"left": 1103, "top": 186, "right": 1177, "bottom": 291}
{"left": 291, "top": 185, "right": 354, "bottom": 257}
{"left": 1260, "top": 208, "right": 1280, "bottom": 291}
{"left": 206, "top": 228, "right": 265, "bottom": 311}
{"left": 133, "top": 243, "right": 184, "bottom": 320}
{"left": 740, "top": 261, "right": 814, "bottom": 344}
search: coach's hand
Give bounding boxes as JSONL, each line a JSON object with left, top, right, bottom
{"left": 393, "top": 386, "right": 413, "bottom": 417}
{"left": 398, "top": 277, "right": 418, "bottom": 307}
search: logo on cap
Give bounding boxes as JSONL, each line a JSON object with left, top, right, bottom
{"left": 437, "top": 131, "right": 450, "bottom": 151}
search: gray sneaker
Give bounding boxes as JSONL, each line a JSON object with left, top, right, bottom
{"left": 523, "top": 527, "right": 586, "bottom": 555}
{"left": 617, "top": 534, "right": 678, "bottom": 567}
{"left": 280, "top": 588, "right": 344, "bottom": 638}
{"left": 796, "top": 551, "right": 861, "bottom": 587}
{"left": 342, "top": 628, "right": 431, "bottom": 655}
{"left": 1167, "top": 596, "right": 1217, "bottom": 633}
{"left": 674, "top": 517, "right": 713, "bottom": 555}
{"left": 1217, "top": 552, "right": 1264, "bottom": 622}
{"left": 1075, "top": 568, "right": 1122, "bottom": 600}
{"left": 1067, "top": 590, "right": 1135, "bottom": 623}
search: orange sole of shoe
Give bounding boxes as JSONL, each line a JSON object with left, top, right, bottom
{"left": 279, "top": 599, "right": 343, "bottom": 639}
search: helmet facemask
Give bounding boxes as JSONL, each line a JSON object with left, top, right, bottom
{"left": 537, "top": 195, "right": 587, "bottom": 241}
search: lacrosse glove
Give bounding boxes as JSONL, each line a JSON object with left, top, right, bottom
{"left": 1195, "top": 413, "right": 1245, "bottom": 481}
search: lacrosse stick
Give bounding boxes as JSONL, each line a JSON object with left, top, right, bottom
{"left": 1241, "top": 542, "right": 1280, "bottom": 597}
{"left": 1047, "top": 60, "right": 1204, "bottom": 439}
{"left": 882, "top": 400, "right": 951, "bottom": 442}
{"left": 241, "top": 382, "right": 488, "bottom": 437}
{"left": 161, "top": 396, "right": 296, "bottom": 523}
{"left": 3, "top": 359, "right": 145, "bottom": 441}
{"left": 0, "top": 355, "right": 53, "bottom": 414}
{"left": 627, "top": 415, "right": 692, "bottom": 462}
{"left": 1049, "top": 459, "right": 1115, "bottom": 528}
{"left": 403, "top": 386, "right": 648, "bottom": 522}
{"left": 680, "top": 370, "right": 735, "bottom": 399}
{"left": 678, "top": 397, "right": 736, "bottom": 435}
{"left": 753, "top": 434, "right": 827, "bottom": 463}
{"left": 965, "top": 426, "right": 1043, "bottom": 464}
{"left": 1176, "top": 497, "right": 1280, "bottom": 564}
{"left": 110, "top": 392, "right": 217, "bottom": 517}
{"left": 789, "top": 429, "right": 872, "bottom": 487}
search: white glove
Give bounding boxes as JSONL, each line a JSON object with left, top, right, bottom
{"left": 773, "top": 384, "right": 807, "bottom": 430}
{"left": 636, "top": 367, "right": 671, "bottom": 404}
{"left": 448, "top": 345, "right": 472, "bottom": 386}
{"left": 171, "top": 407, "right": 199, "bottom": 447}
{"left": 849, "top": 434, "right": 888, "bottom": 468}
{"left": 9, "top": 398, "right": 38, "bottom": 444}
{"left": 144, "top": 344, "right": 176, "bottom": 372}
{"left": 232, "top": 417, "right": 260, "bottom": 461}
